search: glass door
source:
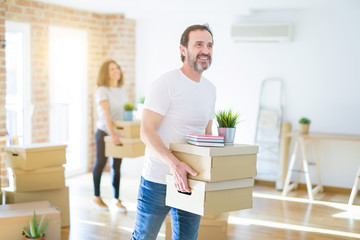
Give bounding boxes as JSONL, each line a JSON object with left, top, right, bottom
{"left": 49, "top": 26, "right": 88, "bottom": 177}
{"left": 5, "top": 21, "right": 31, "bottom": 145}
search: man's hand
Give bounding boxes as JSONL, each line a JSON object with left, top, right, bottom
{"left": 171, "top": 161, "right": 198, "bottom": 193}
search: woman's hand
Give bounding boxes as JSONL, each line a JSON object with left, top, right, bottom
{"left": 110, "top": 131, "right": 122, "bottom": 145}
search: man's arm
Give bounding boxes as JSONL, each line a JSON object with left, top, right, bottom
{"left": 205, "top": 120, "right": 213, "bottom": 135}
{"left": 141, "top": 108, "right": 197, "bottom": 192}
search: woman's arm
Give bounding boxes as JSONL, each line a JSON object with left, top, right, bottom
{"left": 99, "top": 100, "right": 121, "bottom": 145}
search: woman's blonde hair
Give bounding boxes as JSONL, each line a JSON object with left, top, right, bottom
{"left": 97, "top": 60, "right": 124, "bottom": 87}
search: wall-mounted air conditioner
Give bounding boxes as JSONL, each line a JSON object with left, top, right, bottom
{"left": 231, "top": 23, "right": 292, "bottom": 42}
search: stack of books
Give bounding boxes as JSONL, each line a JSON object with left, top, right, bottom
{"left": 186, "top": 134, "right": 225, "bottom": 147}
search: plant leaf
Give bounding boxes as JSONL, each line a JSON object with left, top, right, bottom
{"left": 23, "top": 229, "right": 32, "bottom": 238}
{"left": 30, "top": 219, "right": 37, "bottom": 237}
{"left": 33, "top": 210, "right": 37, "bottom": 230}
{"left": 40, "top": 220, "right": 50, "bottom": 237}
{"left": 36, "top": 215, "right": 45, "bottom": 236}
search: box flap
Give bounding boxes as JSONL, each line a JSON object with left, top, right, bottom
{"left": 0, "top": 201, "right": 60, "bottom": 220}
{"left": 170, "top": 143, "right": 258, "bottom": 157}
{"left": 4, "top": 143, "right": 67, "bottom": 153}
{"left": 10, "top": 166, "right": 65, "bottom": 175}
{"left": 104, "top": 136, "right": 142, "bottom": 143}
{"left": 166, "top": 175, "right": 254, "bottom": 191}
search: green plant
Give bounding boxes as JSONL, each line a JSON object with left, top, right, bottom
{"left": 23, "top": 210, "right": 49, "bottom": 239}
{"left": 138, "top": 96, "right": 145, "bottom": 104}
{"left": 124, "top": 101, "right": 134, "bottom": 111}
{"left": 215, "top": 109, "right": 242, "bottom": 128}
{"left": 299, "top": 117, "right": 311, "bottom": 124}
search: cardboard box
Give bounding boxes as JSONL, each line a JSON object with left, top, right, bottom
{"left": 166, "top": 175, "right": 253, "bottom": 216}
{"left": 3, "top": 187, "right": 70, "bottom": 227}
{"left": 7, "top": 166, "right": 65, "bottom": 192}
{"left": 170, "top": 143, "right": 258, "bottom": 182}
{"left": 113, "top": 120, "right": 141, "bottom": 138}
{"left": 0, "top": 200, "right": 61, "bottom": 240}
{"left": 105, "top": 136, "right": 145, "bottom": 158}
{"left": 5, "top": 143, "right": 67, "bottom": 170}
{"left": 165, "top": 213, "right": 228, "bottom": 240}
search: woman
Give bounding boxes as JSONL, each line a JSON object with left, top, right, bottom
{"left": 93, "top": 60, "right": 128, "bottom": 212}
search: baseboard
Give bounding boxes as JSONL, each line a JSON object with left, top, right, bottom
{"left": 254, "top": 179, "right": 352, "bottom": 194}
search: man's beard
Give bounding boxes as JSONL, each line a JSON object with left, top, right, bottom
{"left": 187, "top": 50, "right": 212, "bottom": 72}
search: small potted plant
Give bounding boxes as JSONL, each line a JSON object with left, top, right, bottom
{"left": 123, "top": 101, "right": 134, "bottom": 121}
{"left": 23, "top": 210, "right": 49, "bottom": 240}
{"left": 215, "top": 109, "right": 242, "bottom": 145}
{"left": 299, "top": 117, "right": 311, "bottom": 134}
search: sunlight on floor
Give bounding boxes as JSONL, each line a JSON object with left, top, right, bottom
{"left": 74, "top": 219, "right": 106, "bottom": 227}
{"left": 254, "top": 192, "right": 360, "bottom": 213}
{"left": 228, "top": 216, "right": 360, "bottom": 239}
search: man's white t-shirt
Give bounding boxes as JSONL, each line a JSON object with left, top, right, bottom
{"left": 142, "top": 69, "right": 217, "bottom": 184}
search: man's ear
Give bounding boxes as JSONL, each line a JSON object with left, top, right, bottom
{"left": 180, "top": 45, "right": 186, "bottom": 59}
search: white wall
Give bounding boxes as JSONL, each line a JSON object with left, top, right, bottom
{"left": 133, "top": 1, "right": 360, "bottom": 188}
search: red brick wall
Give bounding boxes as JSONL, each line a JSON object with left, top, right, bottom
{"left": 0, "top": 0, "right": 136, "bottom": 187}
{"left": 0, "top": 0, "right": 6, "bottom": 187}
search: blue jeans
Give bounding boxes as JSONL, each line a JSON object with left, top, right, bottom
{"left": 131, "top": 177, "right": 201, "bottom": 240}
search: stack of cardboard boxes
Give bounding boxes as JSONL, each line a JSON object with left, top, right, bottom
{"left": 2, "top": 143, "right": 70, "bottom": 227}
{"left": 165, "top": 143, "right": 258, "bottom": 239}
{"left": 105, "top": 120, "right": 145, "bottom": 158}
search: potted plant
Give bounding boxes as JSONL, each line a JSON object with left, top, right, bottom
{"left": 123, "top": 101, "right": 134, "bottom": 121}
{"left": 215, "top": 109, "right": 242, "bottom": 145}
{"left": 299, "top": 117, "right": 311, "bottom": 134}
{"left": 22, "top": 210, "right": 49, "bottom": 240}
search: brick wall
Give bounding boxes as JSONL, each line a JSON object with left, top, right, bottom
{"left": 0, "top": 0, "right": 6, "bottom": 186}
{"left": 0, "top": 0, "right": 136, "bottom": 187}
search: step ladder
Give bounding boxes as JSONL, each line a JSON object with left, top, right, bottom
{"left": 254, "top": 78, "right": 283, "bottom": 181}
{"left": 281, "top": 135, "right": 323, "bottom": 200}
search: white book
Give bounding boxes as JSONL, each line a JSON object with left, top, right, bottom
{"left": 187, "top": 140, "right": 225, "bottom": 147}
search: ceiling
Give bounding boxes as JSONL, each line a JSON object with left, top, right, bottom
{"left": 36, "top": 0, "right": 316, "bottom": 19}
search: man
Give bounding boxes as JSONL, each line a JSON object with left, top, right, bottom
{"left": 131, "top": 24, "right": 216, "bottom": 240}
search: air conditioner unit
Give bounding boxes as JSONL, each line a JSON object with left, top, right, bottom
{"left": 231, "top": 23, "right": 292, "bottom": 42}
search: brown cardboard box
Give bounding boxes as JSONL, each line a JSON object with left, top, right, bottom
{"left": 3, "top": 187, "right": 70, "bottom": 227}
{"left": 5, "top": 143, "right": 67, "bottom": 170}
{"left": 165, "top": 175, "right": 253, "bottom": 216}
{"left": 170, "top": 143, "right": 258, "bottom": 182}
{"left": 113, "top": 120, "right": 141, "bottom": 138}
{"left": 7, "top": 166, "right": 65, "bottom": 192}
{"left": 0, "top": 200, "right": 61, "bottom": 240}
{"left": 105, "top": 136, "right": 145, "bottom": 158}
{"left": 165, "top": 213, "right": 228, "bottom": 240}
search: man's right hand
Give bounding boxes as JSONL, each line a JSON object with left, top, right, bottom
{"left": 171, "top": 161, "right": 198, "bottom": 193}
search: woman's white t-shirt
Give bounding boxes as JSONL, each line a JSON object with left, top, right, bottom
{"left": 95, "top": 86, "right": 128, "bottom": 134}
{"left": 142, "top": 69, "right": 217, "bottom": 184}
